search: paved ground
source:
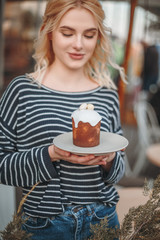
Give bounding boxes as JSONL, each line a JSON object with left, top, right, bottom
{"left": 117, "top": 187, "right": 149, "bottom": 225}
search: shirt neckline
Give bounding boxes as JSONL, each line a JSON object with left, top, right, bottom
{"left": 40, "top": 83, "right": 103, "bottom": 95}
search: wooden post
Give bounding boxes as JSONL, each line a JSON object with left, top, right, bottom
{"left": 119, "top": 0, "right": 138, "bottom": 123}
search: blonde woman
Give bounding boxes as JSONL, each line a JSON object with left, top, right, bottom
{"left": 0, "top": 0, "right": 126, "bottom": 239}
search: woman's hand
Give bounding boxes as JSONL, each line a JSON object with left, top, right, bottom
{"left": 48, "top": 145, "right": 115, "bottom": 168}
{"left": 101, "top": 152, "right": 116, "bottom": 172}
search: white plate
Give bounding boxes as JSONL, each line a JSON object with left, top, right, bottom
{"left": 53, "top": 132, "right": 129, "bottom": 156}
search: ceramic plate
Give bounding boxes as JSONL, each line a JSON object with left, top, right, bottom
{"left": 53, "top": 131, "right": 129, "bottom": 156}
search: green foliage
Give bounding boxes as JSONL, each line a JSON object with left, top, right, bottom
{"left": 0, "top": 213, "right": 32, "bottom": 240}
{"left": 89, "top": 175, "right": 160, "bottom": 240}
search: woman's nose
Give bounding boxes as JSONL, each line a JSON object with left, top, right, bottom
{"left": 73, "top": 35, "right": 83, "bottom": 50}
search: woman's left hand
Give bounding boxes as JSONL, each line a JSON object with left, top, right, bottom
{"left": 50, "top": 145, "right": 115, "bottom": 169}
{"left": 101, "top": 152, "right": 116, "bottom": 172}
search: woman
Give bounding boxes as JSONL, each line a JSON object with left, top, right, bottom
{"left": 0, "top": 0, "right": 126, "bottom": 239}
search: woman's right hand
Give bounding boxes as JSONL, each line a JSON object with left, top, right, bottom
{"left": 48, "top": 145, "right": 107, "bottom": 166}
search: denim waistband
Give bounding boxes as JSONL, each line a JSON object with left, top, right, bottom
{"left": 64, "top": 202, "right": 116, "bottom": 218}
{"left": 23, "top": 202, "right": 115, "bottom": 221}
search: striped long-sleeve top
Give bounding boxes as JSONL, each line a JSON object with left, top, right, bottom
{"left": 0, "top": 75, "right": 125, "bottom": 218}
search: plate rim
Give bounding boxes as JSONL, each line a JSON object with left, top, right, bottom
{"left": 53, "top": 131, "right": 129, "bottom": 155}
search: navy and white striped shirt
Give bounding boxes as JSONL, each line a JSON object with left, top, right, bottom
{"left": 0, "top": 75, "right": 125, "bottom": 218}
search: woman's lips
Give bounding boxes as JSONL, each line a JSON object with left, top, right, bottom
{"left": 68, "top": 53, "right": 85, "bottom": 60}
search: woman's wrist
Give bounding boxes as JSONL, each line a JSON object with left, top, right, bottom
{"left": 102, "top": 161, "right": 113, "bottom": 172}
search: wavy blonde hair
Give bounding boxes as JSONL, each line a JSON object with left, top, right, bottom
{"left": 28, "top": 0, "right": 126, "bottom": 89}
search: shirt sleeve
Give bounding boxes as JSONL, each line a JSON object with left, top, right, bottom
{"left": 102, "top": 91, "right": 125, "bottom": 184}
{"left": 0, "top": 78, "right": 58, "bottom": 187}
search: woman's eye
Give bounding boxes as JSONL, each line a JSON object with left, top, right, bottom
{"left": 85, "top": 35, "right": 94, "bottom": 39}
{"left": 62, "top": 33, "right": 72, "bottom": 37}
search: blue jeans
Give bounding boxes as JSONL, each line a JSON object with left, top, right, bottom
{"left": 22, "top": 203, "right": 119, "bottom": 240}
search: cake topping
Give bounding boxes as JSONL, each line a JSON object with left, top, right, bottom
{"left": 79, "top": 103, "right": 94, "bottom": 110}
{"left": 87, "top": 103, "right": 94, "bottom": 110}
{"left": 72, "top": 103, "right": 102, "bottom": 128}
{"left": 79, "top": 103, "right": 88, "bottom": 110}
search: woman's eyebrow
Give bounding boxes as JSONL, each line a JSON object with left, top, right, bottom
{"left": 59, "top": 26, "right": 75, "bottom": 31}
{"left": 84, "top": 28, "right": 98, "bottom": 32}
{"left": 59, "top": 26, "right": 98, "bottom": 32}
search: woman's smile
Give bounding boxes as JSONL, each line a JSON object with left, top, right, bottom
{"left": 68, "top": 52, "right": 85, "bottom": 60}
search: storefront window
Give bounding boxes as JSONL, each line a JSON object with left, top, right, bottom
{"left": 3, "top": 1, "right": 46, "bottom": 88}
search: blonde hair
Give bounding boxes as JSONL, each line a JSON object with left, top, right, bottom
{"left": 29, "top": 0, "right": 126, "bottom": 89}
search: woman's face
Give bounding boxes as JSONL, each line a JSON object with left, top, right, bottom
{"left": 49, "top": 7, "right": 98, "bottom": 71}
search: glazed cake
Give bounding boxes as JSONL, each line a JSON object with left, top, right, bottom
{"left": 71, "top": 103, "right": 102, "bottom": 147}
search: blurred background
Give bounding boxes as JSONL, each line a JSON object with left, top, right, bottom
{"left": 0, "top": 0, "right": 160, "bottom": 231}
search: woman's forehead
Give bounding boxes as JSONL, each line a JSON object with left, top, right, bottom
{"left": 58, "top": 8, "right": 98, "bottom": 29}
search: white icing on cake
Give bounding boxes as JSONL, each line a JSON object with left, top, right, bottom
{"left": 71, "top": 109, "right": 102, "bottom": 128}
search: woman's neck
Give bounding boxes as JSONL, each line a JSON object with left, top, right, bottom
{"left": 42, "top": 62, "right": 99, "bottom": 92}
